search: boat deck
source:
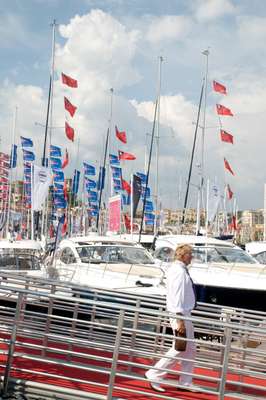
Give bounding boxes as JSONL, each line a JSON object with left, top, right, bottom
{"left": 0, "top": 273, "right": 265, "bottom": 399}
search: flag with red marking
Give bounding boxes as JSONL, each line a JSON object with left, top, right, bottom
{"left": 213, "top": 80, "right": 227, "bottom": 95}
{"left": 216, "top": 104, "right": 233, "bottom": 116}
{"left": 61, "top": 73, "right": 78, "bottom": 88}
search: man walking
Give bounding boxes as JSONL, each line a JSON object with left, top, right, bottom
{"left": 145, "top": 244, "right": 196, "bottom": 392}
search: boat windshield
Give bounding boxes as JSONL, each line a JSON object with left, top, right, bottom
{"left": 192, "top": 246, "right": 257, "bottom": 264}
{"left": 0, "top": 249, "right": 41, "bottom": 270}
{"left": 76, "top": 245, "right": 155, "bottom": 265}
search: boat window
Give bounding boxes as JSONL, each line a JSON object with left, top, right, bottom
{"left": 60, "top": 248, "right": 76, "bottom": 264}
{"left": 253, "top": 251, "right": 266, "bottom": 264}
{"left": 204, "top": 247, "right": 257, "bottom": 264}
{"left": 0, "top": 250, "right": 40, "bottom": 270}
{"left": 76, "top": 245, "right": 154, "bottom": 265}
{"left": 154, "top": 247, "right": 174, "bottom": 262}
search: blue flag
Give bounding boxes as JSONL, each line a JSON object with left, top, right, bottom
{"left": 144, "top": 200, "right": 154, "bottom": 212}
{"left": 87, "top": 190, "right": 98, "bottom": 202}
{"left": 136, "top": 172, "right": 147, "bottom": 184}
{"left": 50, "top": 145, "right": 62, "bottom": 157}
{"left": 97, "top": 166, "right": 105, "bottom": 191}
{"left": 85, "top": 179, "right": 97, "bottom": 190}
{"left": 109, "top": 154, "right": 120, "bottom": 166}
{"left": 72, "top": 169, "right": 80, "bottom": 194}
{"left": 54, "top": 171, "right": 64, "bottom": 182}
{"left": 22, "top": 149, "right": 35, "bottom": 162}
{"left": 21, "top": 136, "right": 33, "bottom": 148}
{"left": 111, "top": 166, "right": 122, "bottom": 178}
{"left": 10, "top": 144, "right": 17, "bottom": 168}
{"left": 83, "top": 162, "right": 96, "bottom": 176}
{"left": 50, "top": 157, "right": 62, "bottom": 169}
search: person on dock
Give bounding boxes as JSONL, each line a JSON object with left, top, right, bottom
{"left": 145, "top": 244, "right": 197, "bottom": 392}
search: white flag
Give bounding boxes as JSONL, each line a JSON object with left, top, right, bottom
{"left": 33, "top": 165, "right": 53, "bottom": 211}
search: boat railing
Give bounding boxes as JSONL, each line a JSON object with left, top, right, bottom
{"left": 0, "top": 272, "right": 265, "bottom": 399}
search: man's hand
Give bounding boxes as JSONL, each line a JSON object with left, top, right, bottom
{"left": 176, "top": 320, "right": 186, "bottom": 336}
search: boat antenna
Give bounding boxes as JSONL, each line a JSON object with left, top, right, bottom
{"left": 181, "top": 80, "right": 204, "bottom": 229}
{"left": 138, "top": 99, "right": 158, "bottom": 243}
{"left": 96, "top": 88, "right": 114, "bottom": 232}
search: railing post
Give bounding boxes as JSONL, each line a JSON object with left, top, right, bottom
{"left": 2, "top": 292, "right": 24, "bottom": 396}
{"left": 127, "top": 299, "right": 140, "bottom": 372}
{"left": 219, "top": 310, "right": 233, "bottom": 399}
{"left": 107, "top": 309, "right": 125, "bottom": 400}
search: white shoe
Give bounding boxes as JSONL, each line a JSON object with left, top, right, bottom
{"left": 145, "top": 372, "right": 166, "bottom": 392}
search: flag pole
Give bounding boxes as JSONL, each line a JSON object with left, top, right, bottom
{"left": 138, "top": 99, "right": 158, "bottom": 243}
{"left": 130, "top": 173, "right": 133, "bottom": 239}
{"left": 96, "top": 88, "right": 114, "bottom": 232}
{"left": 6, "top": 106, "right": 18, "bottom": 239}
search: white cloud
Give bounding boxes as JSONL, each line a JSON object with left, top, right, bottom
{"left": 193, "top": 0, "right": 236, "bottom": 21}
{"left": 57, "top": 10, "right": 141, "bottom": 91}
{"left": 237, "top": 16, "right": 266, "bottom": 46}
{"left": 146, "top": 15, "right": 192, "bottom": 44}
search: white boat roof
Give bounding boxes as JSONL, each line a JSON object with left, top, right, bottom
{"left": 0, "top": 240, "right": 43, "bottom": 251}
{"left": 245, "top": 241, "right": 266, "bottom": 254}
{"left": 60, "top": 236, "right": 140, "bottom": 247}
{"left": 155, "top": 234, "right": 235, "bottom": 248}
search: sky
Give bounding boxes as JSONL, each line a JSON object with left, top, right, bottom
{"left": 1, "top": 0, "right": 266, "bottom": 212}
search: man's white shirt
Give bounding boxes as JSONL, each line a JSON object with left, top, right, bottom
{"left": 166, "top": 260, "right": 195, "bottom": 315}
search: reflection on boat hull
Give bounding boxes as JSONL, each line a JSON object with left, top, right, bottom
{"left": 196, "top": 284, "right": 266, "bottom": 312}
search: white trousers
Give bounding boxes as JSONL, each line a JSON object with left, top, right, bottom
{"left": 146, "top": 317, "right": 196, "bottom": 385}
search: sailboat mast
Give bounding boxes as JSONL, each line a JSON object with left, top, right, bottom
{"left": 154, "top": 55, "right": 163, "bottom": 235}
{"left": 181, "top": 81, "right": 204, "bottom": 228}
{"left": 42, "top": 19, "right": 57, "bottom": 167}
{"left": 96, "top": 88, "right": 114, "bottom": 232}
{"left": 201, "top": 49, "right": 209, "bottom": 224}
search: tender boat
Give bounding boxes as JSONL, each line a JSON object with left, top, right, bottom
{"left": 153, "top": 235, "right": 266, "bottom": 311}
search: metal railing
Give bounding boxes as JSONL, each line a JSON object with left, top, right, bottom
{"left": 0, "top": 272, "right": 265, "bottom": 399}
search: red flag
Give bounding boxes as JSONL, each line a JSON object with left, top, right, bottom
{"left": 65, "top": 122, "right": 75, "bottom": 142}
{"left": 0, "top": 153, "right": 10, "bottom": 161}
{"left": 220, "top": 130, "right": 234, "bottom": 144}
{"left": 118, "top": 150, "right": 136, "bottom": 160}
{"left": 224, "top": 158, "right": 235, "bottom": 175}
{"left": 0, "top": 160, "right": 10, "bottom": 169}
{"left": 227, "top": 184, "right": 233, "bottom": 200}
{"left": 49, "top": 224, "right": 55, "bottom": 238}
{"left": 124, "top": 214, "right": 131, "bottom": 231}
{"left": 0, "top": 168, "right": 9, "bottom": 177}
{"left": 62, "top": 149, "right": 69, "bottom": 169}
{"left": 0, "top": 185, "right": 9, "bottom": 191}
{"left": 61, "top": 73, "right": 78, "bottom": 88}
{"left": 213, "top": 80, "right": 227, "bottom": 95}
{"left": 230, "top": 215, "right": 237, "bottom": 231}
{"left": 115, "top": 126, "right": 127, "bottom": 144}
{"left": 216, "top": 104, "right": 233, "bottom": 116}
{"left": 122, "top": 178, "right": 131, "bottom": 194}
{"left": 0, "top": 177, "right": 8, "bottom": 183}
{"left": 62, "top": 217, "right": 68, "bottom": 235}
{"left": 64, "top": 97, "right": 77, "bottom": 117}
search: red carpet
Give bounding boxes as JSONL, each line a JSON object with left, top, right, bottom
{"left": 0, "top": 333, "right": 265, "bottom": 399}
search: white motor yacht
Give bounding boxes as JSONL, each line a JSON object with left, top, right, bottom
{"left": 0, "top": 239, "right": 46, "bottom": 278}
{"left": 50, "top": 236, "right": 165, "bottom": 296}
{"left": 153, "top": 235, "right": 266, "bottom": 311}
